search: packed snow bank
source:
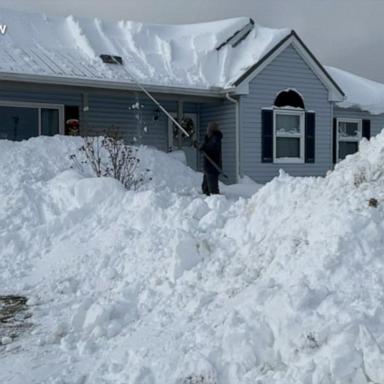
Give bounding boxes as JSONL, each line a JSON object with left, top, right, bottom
{"left": 221, "top": 175, "right": 261, "bottom": 198}
{"left": 327, "top": 66, "right": 384, "bottom": 114}
{"left": 0, "top": 7, "right": 289, "bottom": 89}
{"left": 1, "top": 134, "right": 384, "bottom": 383}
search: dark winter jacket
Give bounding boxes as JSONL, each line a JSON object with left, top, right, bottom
{"left": 200, "top": 131, "right": 223, "bottom": 175}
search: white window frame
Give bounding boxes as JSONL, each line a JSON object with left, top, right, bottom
{"left": 273, "top": 108, "right": 305, "bottom": 163}
{"left": 0, "top": 100, "right": 65, "bottom": 135}
{"left": 336, "top": 118, "right": 362, "bottom": 162}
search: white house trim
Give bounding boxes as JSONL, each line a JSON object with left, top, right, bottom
{"left": 0, "top": 71, "right": 224, "bottom": 99}
{"left": 231, "top": 33, "right": 345, "bottom": 102}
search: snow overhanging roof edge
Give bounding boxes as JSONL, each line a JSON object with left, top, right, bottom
{"left": 0, "top": 71, "right": 227, "bottom": 98}
{"left": 0, "top": 30, "right": 343, "bottom": 99}
{"left": 6, "top": 6, "right": 384, "bottom": 108}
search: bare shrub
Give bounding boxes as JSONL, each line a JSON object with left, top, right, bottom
{"left": 70, "top": 130, "right": 150, "bottom": 190}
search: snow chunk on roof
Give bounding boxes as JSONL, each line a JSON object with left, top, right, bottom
{"left": 326, "top": 66, "right": 384, "bottom": 115}
{"left": 0, "top": 7, "right": 289, "bottom": 90}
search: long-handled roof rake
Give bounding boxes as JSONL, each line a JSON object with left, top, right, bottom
{"left": 105, "top": 55, "right": 228, "bottom": 179}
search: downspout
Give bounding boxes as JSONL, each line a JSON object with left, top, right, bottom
{"left": 225, "top": 93, "right": 240, "bottom": 183}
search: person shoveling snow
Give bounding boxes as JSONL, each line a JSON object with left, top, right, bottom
{"left": 194, "top": 122, "right": 224, "bottom": 196}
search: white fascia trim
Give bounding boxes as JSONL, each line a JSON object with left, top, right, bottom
{"left": 230, "top": 35, "right": 345, "bottom": 102}
{"left": 290, "top": 39, "right": 344, "bottom": 102}
{"left": 0, "top": 72, "right": 224, "bottom": 99}
{"left": 230, "top": 81, "right": 249, "bottom": 95}
{"left": 231, "top": 37, "right": 294, "bottom": 94}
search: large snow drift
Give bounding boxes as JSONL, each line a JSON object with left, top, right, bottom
{"left": 0, "top": 7, "right": 289, "bottom": 89}
{"left": 1, "top": 134, "right": 384, "bottom": 384}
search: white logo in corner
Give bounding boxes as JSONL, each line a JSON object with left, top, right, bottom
{"left": 0, "top": 24, "right": 7, "bottom": 35}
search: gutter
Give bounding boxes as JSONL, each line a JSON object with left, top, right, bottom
{"left": 0, "top": 72, "right": 224, "bottom": 99}
{"left": 225, "top": 93, "right": 240, "bottom": 183}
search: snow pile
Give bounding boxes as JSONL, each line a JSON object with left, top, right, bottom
{"left": 1, "top": 134, "right": 384, "bottom": 383}
{"left": 137, "top": 146, "right": 201, "bottom": 193}
{"left": 0, "top": 7, "right": 289, "bottom": 89}
{"left": 327, "top": 66, "right": 384, "bottom": 114}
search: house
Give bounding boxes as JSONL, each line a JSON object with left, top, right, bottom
{"left": 0, "top": 8, "right": 383, "bottom": 184}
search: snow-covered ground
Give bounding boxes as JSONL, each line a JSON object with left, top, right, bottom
{"left": 1, "top": 134, "right": 384, "bottom": 384}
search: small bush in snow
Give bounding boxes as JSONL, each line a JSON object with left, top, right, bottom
{"left": 70, "top": 132, "right": 150, "bottom": 190}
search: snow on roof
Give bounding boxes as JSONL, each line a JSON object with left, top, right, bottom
{"left": 326, "top": 66, "right": 384, "bottom": 115}
{"left": 0, "top": 7, "right": 289, "bottom": 91}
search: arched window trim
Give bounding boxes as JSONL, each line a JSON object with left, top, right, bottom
{"left": 274, "top": 88, "right": 305, "bottom": 110}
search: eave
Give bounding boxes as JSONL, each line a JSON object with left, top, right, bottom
{"left": 0, "top": 71, "right": 226, "bottom": 99}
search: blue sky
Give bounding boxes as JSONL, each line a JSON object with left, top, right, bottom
{"left": 1, "top": 0, "right": 383, "bottom": 82}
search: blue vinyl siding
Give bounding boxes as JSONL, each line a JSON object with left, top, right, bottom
{"left": 239, "top": 44, "right": 333, "bottom": 184}
{"left": 0, "top": 81, "right": 201, "bottom": 154}
{"left": 0, "top": 81, "right": 82, "bottom": 105}
{"left": 84, "top": 93, "right": 176, "bottom": 152}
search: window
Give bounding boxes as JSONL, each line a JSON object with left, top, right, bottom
{"left": 337, "top": 118, "right": 362, "bottom": 160}
{"left": 0, "top": 106, "right": 39, "bottom": 141}
{"left": 273, "top": 109, "right": 305, "bottom": 162}
{"left": 41, "top": 108, "right": 60, "bottom": 136}
{"left": 0, "top": 102, "right": 64, "bottom": 141}
{"left": 275, "top": 89, "right": 305, "bottom": 109}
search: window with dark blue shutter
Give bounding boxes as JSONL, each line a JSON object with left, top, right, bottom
{"left": 261, "top": 109, "right": 273, "bottom": 163}
{"left": 305, "top": 112, "right": 315, "bottom": 163}
{"left": 362, "top": 119, "right": 371, "bottom": 140}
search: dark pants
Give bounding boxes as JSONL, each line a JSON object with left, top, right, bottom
{"left": 202, "top": 173, "right": 220, "bottom": 196}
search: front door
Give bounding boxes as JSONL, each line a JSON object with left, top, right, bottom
{"left": 168, "top": 113, "right": 198, "bottom": 170}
